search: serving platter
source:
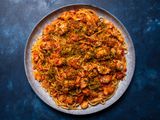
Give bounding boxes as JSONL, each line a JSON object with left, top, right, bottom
{"left": 24, "top": 4, "right": 135, "bottom": 115}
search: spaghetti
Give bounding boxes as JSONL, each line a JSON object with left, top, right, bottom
{"left": 31, "top": 8, "right": 127, "bottom": 109}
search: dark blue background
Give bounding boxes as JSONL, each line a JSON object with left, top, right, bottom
{"left": 0, "top": 0, "right": 160, "bottom": 120}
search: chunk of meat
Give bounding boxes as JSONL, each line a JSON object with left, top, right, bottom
{"left": 82, "top": 88, "right": 90, "bottom": 95}
{"left": 34, "top": 72, "right": 42, "bottom": 81}
{"left": 67, "top": 56, "right": 81, "bottom": 69}
{"left": 80, "top": 78, "right": 88, "bottom": 89}
{"left": 58, "top": 95, "right": 66, "bottom": 102}
{"left": 75, "top": 76, "right": 81, "bottom": 87}
{"left": 103, "top": 86, "right": 115, "bottom": 95}
{"left": 81, "top": 101, "right": 88, "bottom": 109}
{"left": 52, "top": 20, "right": 68, "bottom": 35}
{"left": 97, "top": 66, "right": 111, "bottom": 74}
{"left": 116, "top": 72, "right": 125, "bottom": 80}
{"left": 52, "top": 58, "right": 65, "bottom": 66}
{"left": 65, "top": 97, "right": 73, "bottom": 105}
{"left": 33, "top": 53, "right": 39, "bottom": 63}
{"left": 95, "top": 47, "right": 109, "bottom": 58}
{"left": 40, "top": 41, "right": 53, "bottom": 50}
{"left": 82, "top": 63, "right": 96, "bottom": 71}
{"left": 77, "top": 95, "right": 84, "bottom": 104}
{"left": 100, "top": 75, "right": 112, "bottom": 83}
{"left": 116, "top": 60, "right": 124, "bottom": 70}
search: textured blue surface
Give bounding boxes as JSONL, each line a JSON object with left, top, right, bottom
{"left": 0, "top": 0, "right": 160, "bottom": 120}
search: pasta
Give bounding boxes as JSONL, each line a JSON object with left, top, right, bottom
{"left": 31, "top": 8, "right": 127, "bottom": 109}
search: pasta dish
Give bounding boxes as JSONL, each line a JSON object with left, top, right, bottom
{"left": 31, "top": 8, "right": 127, "bottom": 109}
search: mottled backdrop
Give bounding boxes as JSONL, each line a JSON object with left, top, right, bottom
{"left": 0, "top": 0, "right": 160, "bottom": 120}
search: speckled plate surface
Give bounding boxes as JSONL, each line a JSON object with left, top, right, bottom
{"left": 24, "top": 4, "right": 135, "bottom": 115}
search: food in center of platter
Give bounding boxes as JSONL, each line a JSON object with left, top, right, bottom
{"left": 31, "top": 8, "right": 127, "bottom": 109}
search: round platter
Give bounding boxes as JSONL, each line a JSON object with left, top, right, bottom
{"left": 24, "top": 4, "right": 135, "bottom": 115}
